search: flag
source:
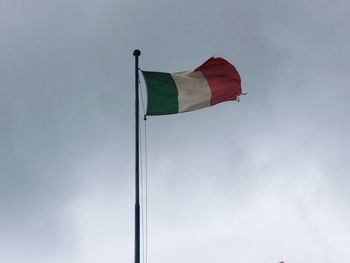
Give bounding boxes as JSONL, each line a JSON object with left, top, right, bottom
{"left": 142, "top": 57, "right": 242, "bottom": 116}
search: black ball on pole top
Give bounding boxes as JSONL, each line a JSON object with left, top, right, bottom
{"left": 133, "top": 49, "right": 141, "bottom": 57}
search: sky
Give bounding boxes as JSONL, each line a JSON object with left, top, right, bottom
{"left": 1, "top": 0, "right": 350, "bottom": 262}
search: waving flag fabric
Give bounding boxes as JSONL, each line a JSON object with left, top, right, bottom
{"left": 142, "top": 57, "right": 242, "bottom": 116}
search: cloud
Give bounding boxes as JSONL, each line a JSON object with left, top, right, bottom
{"left": 1, "top": 0, "right": 350, "bottom": 262}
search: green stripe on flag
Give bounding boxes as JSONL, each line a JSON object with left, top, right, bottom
{"left": 142, "top": 71, "right": 179, "bottom": 115}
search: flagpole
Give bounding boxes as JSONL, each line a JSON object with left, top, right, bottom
{"left": 133, "top": 49, "right": 141, "bottom": 263}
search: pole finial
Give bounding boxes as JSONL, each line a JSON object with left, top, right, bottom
{"left": 133, "top": 49, "right": 141, "bottom": 57}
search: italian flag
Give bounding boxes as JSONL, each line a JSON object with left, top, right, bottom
{"left": 142, "top": 57, "right": 242, "bottom": 116}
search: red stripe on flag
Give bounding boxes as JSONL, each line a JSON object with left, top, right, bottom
{"left": 195, "top": 57, "right": 241, "bottom": 106}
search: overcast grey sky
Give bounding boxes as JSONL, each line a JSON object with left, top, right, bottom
{"left": 1, "top": 0, "right": 350, "bottom": 262}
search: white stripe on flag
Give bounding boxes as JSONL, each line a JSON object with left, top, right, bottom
{"left": 172, "top": 70, "right": 212, "bottom": 112}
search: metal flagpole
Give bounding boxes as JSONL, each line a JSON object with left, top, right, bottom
{"left": 133, "top": 49, "right": 141, "bottom": 263}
